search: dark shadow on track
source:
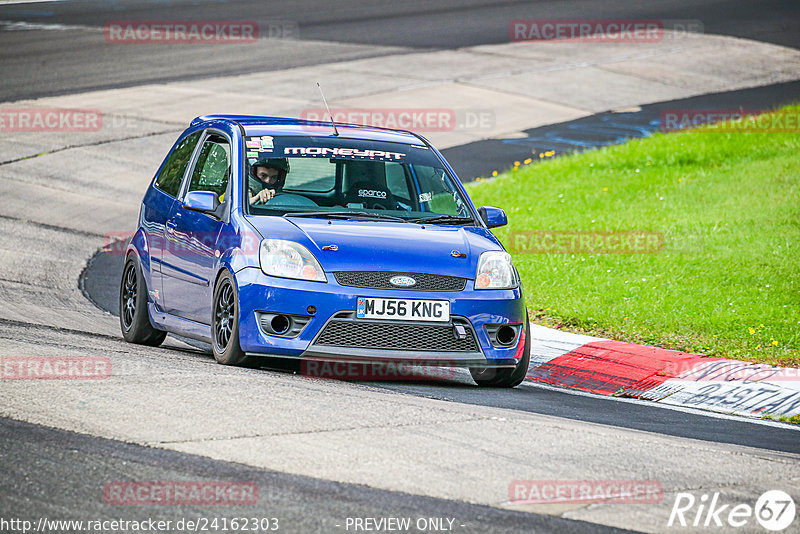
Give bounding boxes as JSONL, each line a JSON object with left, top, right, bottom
{"left": 366, "top": 380, "right": 800, "bottom": 454}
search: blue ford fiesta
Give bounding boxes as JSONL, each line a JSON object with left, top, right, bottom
{"left": 120, "top": 115, "right": 530, "bottom": 387}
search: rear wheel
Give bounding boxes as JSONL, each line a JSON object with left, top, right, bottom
{"left": 470, "top": 316, "right": 530, "bottom": 388}
{"left": 212, "top": 271, "right": 256, "bottom": 366}
{"left": 119, "top": 255, "right": 167, "bottom": 346}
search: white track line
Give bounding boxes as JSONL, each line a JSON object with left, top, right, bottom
{"left": 0, "top": 1, "right": 64, "bottom": 5}
{"left": 0, "top": 19, "right": 95, "bottom": 31}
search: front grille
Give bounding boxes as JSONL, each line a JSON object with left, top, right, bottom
{"left": 334, "top": 271, "right": 466, "bottom": 291}
{"left": 313, "top": 317, "right": 478, "bottom": 352}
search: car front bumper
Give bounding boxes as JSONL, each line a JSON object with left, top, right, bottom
{"left": 235, "top": 267, "right": 526, "bottom": 368}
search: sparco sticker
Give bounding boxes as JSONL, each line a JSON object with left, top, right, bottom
{"left": 359, "top": 189, "right": 387, "bottom": 199}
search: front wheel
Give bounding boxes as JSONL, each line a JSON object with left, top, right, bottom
{"left": 119, "top": 255, "right": 167, "bottom": 346}
{"left": 470, "top": 316, "right": 531, "bottom": 388}
{"left": 212, "top": 271, "right": 256, "bottom": 366}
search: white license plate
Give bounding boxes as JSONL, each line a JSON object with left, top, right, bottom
{"left": 356, "top": 297, "right": 450, "bottom": 322}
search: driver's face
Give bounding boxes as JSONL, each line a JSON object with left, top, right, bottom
{"left": 255, "top": 167, "right": 279, "bottom": 183}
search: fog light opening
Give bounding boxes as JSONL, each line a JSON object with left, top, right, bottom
{"left": 270, "top": 315, "right": 291, "bottom": 335}
{"left": 496, "top": 325, "right": 517, "bottom": 346}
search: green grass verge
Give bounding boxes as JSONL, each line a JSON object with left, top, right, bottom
{"left": 762, "top": 413, "right": 800, "bottom": 425}
{"left": 467, "top": 105, "right": 799, "bottom": 367}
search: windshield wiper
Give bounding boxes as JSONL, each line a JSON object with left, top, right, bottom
{"left": 410, "top": 215, "right": 475, "bottom": 225}
{"left": 285, "top": 211, "right": 409, "bottom": 222}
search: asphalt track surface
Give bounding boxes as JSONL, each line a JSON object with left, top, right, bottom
{"left": 2, "top": 417, "right": 631, "bottom": 534}
{"left": 2, "top": 1, "right": 800, "bottom": 532}
{"left": 0, "top": 0, "right": 798, "bottom": 102}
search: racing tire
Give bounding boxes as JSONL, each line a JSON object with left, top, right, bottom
{"left": 212, "top": 271, "right": 257, "bottom": 367}
{"left": 470, "top": 316, "right": 531, "bottom": 388}
{"left": 119, "top": 255, "right": 167, "bottom": 346}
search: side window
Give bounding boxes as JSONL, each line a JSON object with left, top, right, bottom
{"left": 415, "top": 165, "right": 462, "bottom": 215}
{"left": 188, "top": 136, "right": 230, "bottom": 200}
{"left": 154, "top": 131, "right": 202, "bottom": 198}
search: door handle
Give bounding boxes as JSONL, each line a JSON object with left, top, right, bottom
{"left": 166, "top": 218, "right": 177, "bottom": 234}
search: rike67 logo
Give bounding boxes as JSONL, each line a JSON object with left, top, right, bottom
{"left": 669, "top": 490, "right": 796, "bottom": 531}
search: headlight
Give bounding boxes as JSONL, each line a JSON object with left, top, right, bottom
{"left": 475, "top": 250, "right": 517, "bottom": 289}
{"left": 259, "top": 239, "right": 327, "bottom": 282}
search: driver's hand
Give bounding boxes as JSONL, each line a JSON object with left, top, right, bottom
{"left": 252, "top": 188, "right": 276, "bottom": 204}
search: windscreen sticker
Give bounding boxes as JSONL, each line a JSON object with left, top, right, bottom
{"left": 245, "top": 138, "right": 261, "bottom": 149}
{"left": 246, "top": 151, "right": 258, "bottom": 158}
{"left": 248, "top": 158, "right": 257, "bottom": 164}
{"left": 260, "top": 136, "right": 274, "bottom": 149}
{"left": 358, "top": 189, "right": 387, "bottom": 199}
{"left": 453, "top": 192, "right": 465, "bottom": 212}
{"left": 284, "top": 147, "right": 406, "bottom": 160}
{"left": 419, "top": 192, "right": 433, "bottom": 203}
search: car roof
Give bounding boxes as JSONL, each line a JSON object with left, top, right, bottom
{"left": 190, "top": 115, "right": 426, "bottom": 145}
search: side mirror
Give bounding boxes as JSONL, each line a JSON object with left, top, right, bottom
{"left": 183, "top": 191, "right": 220, "bottom": 214}
{"left": 478, "top": 206, "right": 507, "bottom": 228}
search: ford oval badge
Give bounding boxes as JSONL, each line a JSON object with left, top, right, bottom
{"left": 390, "top": 275, "right": 416, "bottom": 287}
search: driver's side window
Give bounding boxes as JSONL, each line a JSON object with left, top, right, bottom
{"left": 188, "top": 135, "right": 230, "bottom": 201}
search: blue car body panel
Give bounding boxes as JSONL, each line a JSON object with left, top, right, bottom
{"left": 129, "top": 115, "right": 526, "bottom": 367}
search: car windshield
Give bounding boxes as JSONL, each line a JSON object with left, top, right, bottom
{"left": 243, "top": 135, "right": 474, "bottom": 224}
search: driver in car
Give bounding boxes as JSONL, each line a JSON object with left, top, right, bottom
{"left": 249, "top": 158, "right": 290, "bottom": 205}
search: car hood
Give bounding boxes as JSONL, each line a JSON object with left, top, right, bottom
{"left": 244, "top": 215, "right": 504, "bottom": 278}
